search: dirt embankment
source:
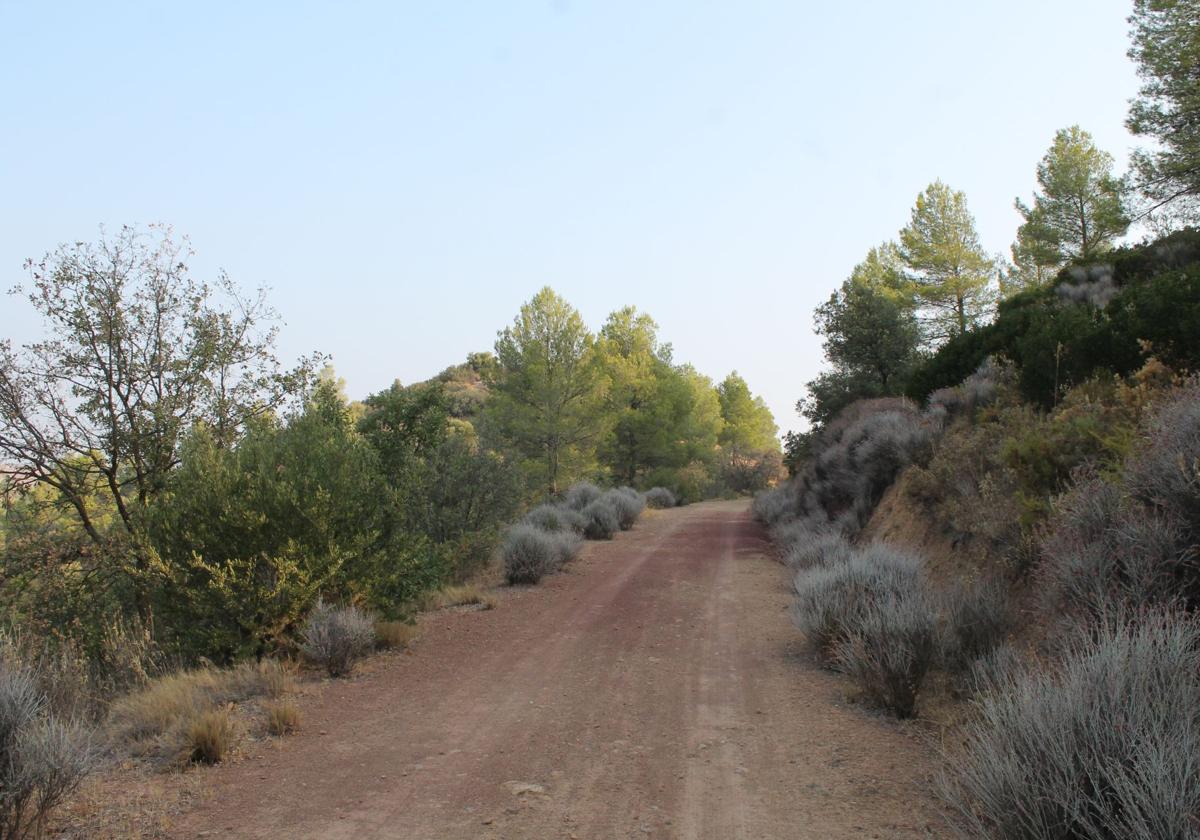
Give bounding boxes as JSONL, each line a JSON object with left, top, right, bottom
{"left": 158, "top": 500, "right": 938, "bottom": 839}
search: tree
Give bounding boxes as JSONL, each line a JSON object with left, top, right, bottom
{"left": 0, "top": 226, "right": 317, "bottom": 619}
{"left": 716, "top": 372, "right": 778, "bottom": 452}
{"left": 1013, "top": 126, "right": 1129, "bottom": 272}
{"left": 898, "top": 181, "right": 996, "bottom": 343}
{"left": 814, "top": 278, "right": 922, "bottom": 393}
{"left": 1127, "top": 0, "right": 1200, "bottom": 221}
{"left": 488, "top": 287, "right": 606, "bottom": 495}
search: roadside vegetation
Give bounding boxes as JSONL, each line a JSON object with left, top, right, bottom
{"left": 0, "top": 232, "right": 778, "bottom": 831}
{"left": 762, "top": 3, "right": 1200, "bottom": 836}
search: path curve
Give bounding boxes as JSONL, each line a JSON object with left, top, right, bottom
{"left": 170, "top": 500, "right": 938, "bottom": 839}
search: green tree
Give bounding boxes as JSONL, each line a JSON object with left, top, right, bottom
{"left": 0, "top": 226, "right": 317, "bottom": 620}
{"left": 488, "top": 288, "right": 606, "bottom": 495}
{"left": 595, "top": 307, "right": 678, "bottom": 484}
{"left": 717, "top": 373, "right": 778, "bottom": 452}
{"left": 898, "top": 181, "right": 996, "bottom": 343}
{"left": 1127, "top": 0, "right": 1200, "bottom": 220}
{"left": 1014, "top": 126, "right": 1129, "bottom": 271}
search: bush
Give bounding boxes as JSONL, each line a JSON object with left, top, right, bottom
{"left": 580, "top": 499, "right": 620, "bottom": 540}
{"left": 835, "top": 591, "right": 938, "bottom": 718}
{"left": 186, "top": 708, "right": 234, "bottom": 764}
{"left": 939, "top": 577, "right": 1013, "bottom": 673}
{"left": 603, "top": 488, "right": 645, "bottom": 530}
{"left": 644, "top": 487, "right": 677, "bottom": 509}
{"left": 502, "top": 524, "right": 566, "bottom": 584}
{"left": 0, "top": 663, "right": 96, "bottom": 840}
{"left": 299, "top": 602, "right": 375, "bottom": 678}
{"left": 1039, "top": 384, "right": 1200, "bottom": 619}
{"left": 792, "top": 543, "right": 923, "bottom": 662}
{"left": 941, "top": 612, "right": 1200, "bottom": 840}
{"left": 523, "top": 503, "right": 586, "bottom": 533}
{"left": 564, "top": 482, "right": 602, "bottom": 511}
{"left": 781, "top": 530, "right": 853, "bottom": 571}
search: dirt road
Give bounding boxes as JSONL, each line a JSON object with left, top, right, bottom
{"left": 170, "top": 500, "right": 938, "bottom": 839}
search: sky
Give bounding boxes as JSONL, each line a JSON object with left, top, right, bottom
{"left": 0, "top": 1, "right": 1142, "bottom": 435}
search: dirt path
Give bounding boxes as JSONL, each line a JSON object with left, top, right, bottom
{"left": 169, "top": 500, "right": 939, "bottom": 839}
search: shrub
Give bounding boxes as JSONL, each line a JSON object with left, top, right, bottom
{"left": 835, "top": 591, "right": 938, "bottom": 718}
{"left": 564, "top": 482, "right": 602, "bottom": 511}
{"left": 501, "top": 524, "right": 559, "bottom": 584}
{"left": 186, "top": 708, "right": 234, "bottom": 764}
{"left": 0, "top": 664, "right": 96, "bottom": 840}
{"left": 941, "top": 612, "right": 1200, "bottom": 840}
{"left": 299, "top": 602, "right": 375, "bottom": 678}
{"left": 792, "top": 543, "right": 923, "bottom": 662}
{"left": 523, "top": 503, "right": 586, "bottom": 534}
{"left": 939, "top": 577, "right": 1013, "bottom": 673}
{"left": 580, "top": 499, "right": 620, "bottom": 540}
{"left": 603, "top": 488, "right": 645, "bottom": 530}
{"left": 781, "top": 530, "right": 853, "bottom": 570}
{"left": 644, "top": 487, "right": 677, "bottom": 509}
{"left": 266, "top": 700, "right": 301, "bottom": 736}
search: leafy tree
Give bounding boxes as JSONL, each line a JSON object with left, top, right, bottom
{"left": 717, "top": 372, "right": 778, "bottom": 452}
{"left": 149, "top": 380, "right": 418, "bottom": 660}
{"left": 488, "top": 287, "right": 606, "bottom": 495}
{"left": 595, "top": 307, "right": 680, "bottom": 483}
{"left": 1013, "top": 126, "right": 1129, "bottom": 270}
{"left": 356, "top": 380, "right": 451, "bottom": 478}
{"left": 898, "top": 181, "right": 997, "bottom": 343}
{"left": 1127, "top": 0, "right": 1200, "bottom": 220}
{"left": 0, "top": 226, "right": 317, "bottom": 619}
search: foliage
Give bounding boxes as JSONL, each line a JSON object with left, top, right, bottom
{"left": 602, "top": 488, "right": 645, "bottom": 531}
{"left": 0, "top": 226, "right": 318, "bottom": 622}
{"left": 1127, "top": 0, "right": 1200, "bottom": 222}
{"left": 716, "top": 372, "right": 778, "bottom": 452}
{"left": 643, "top": 487, "right": 677, "bottom": 509}
{"left": 802, "top": 270, "right": 922, "bottom": 427}
{"left": 299, "top": 602, "right": 376, "bottom": 678}
{"left": 906, "top": 230, "right": 1200, "bottom": 408}
{"left": 580, "top": 499, "right": 620, "bottom": 540}
{"left": 938, "top": 577, "right": 1013, "bottom": 674}
{"left": 0, "top": 663, "right": 96, "bottom": 840}
{"left": 487, "top": 287, "right": 607, "bottom": 495}
{"left": 942, "top": 612, "right": 1200, "bottom": 840}
{"left": 1012, "top": 126, "right": 1129, "bottom": 273}
{"left": 1039, "top": 380, "right": 1200, "bottom": 619}
{"left": 898, "top": 180, "right": 997, "bottom": 344}
{"left": 148, "top": 382, "right": 423, "bottom": 660}
{"left": 835, "top": 589, "right": 938, "bottom": 719}
{"left": 501, "top": 524, "right": 579, "bottom": 584}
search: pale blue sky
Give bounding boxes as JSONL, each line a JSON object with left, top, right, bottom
{"left": 1, "top": 1, "right": 1140, "bottom": 433}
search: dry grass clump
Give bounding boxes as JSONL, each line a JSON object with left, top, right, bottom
{"left": 108, "top": 659, "right": 293, "bottom": 761}
{"left": 374, "top": 620, "right": 419, "bottom": 650}
{"left": 300, "top": 602, "right": 375, "bottom": 678}
{"left": 184, "top": 708, "right": 233, "bottom": 765}
{"left": 417, "top": 584, "right": 496, "bottom": 612}
{"left": 265, "top": 700, "right": 301, "bottom": 736}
